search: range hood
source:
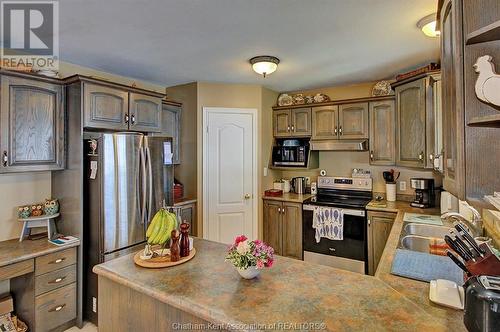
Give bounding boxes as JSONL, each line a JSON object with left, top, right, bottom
{"left": 310, "top": 139, "right": 369, "bottom": 151}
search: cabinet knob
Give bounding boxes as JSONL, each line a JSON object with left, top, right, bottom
{"left": 124, "top": 114, "right": 129, "bottom": 124}
{"left": 244, "top": 193, "right": 251, "bottom": 199}
{"left": 291, "top": 125, "right": 295, "bottom": 132}
{"left": 334, "top": 126, "right": 338, "bottom": 135}
{"left": 368, "top": 219, "right": 371, "bottom": 226}
{"left": 339, "top": 126, "right": 343, "bottom": 135}
{"left": 429, "top": 153, "right": 434, "bottom": 161}
{"left": 370, "top": 151, "right": 374, "bottom": 161}
{"left": 131, "top": 114, "right": 136, "bottom": 125}
{"left": 418, "top": 151, "right": 424, "bottom": 162}
{"left": 277, "top": 207, "right": 281, "bottom": 213}
{"left": 49, "top": 304, "right": 66, "bottom": 312}
{"left": 328, "top": 247, "right": 336, "bottom": 252}
{"left": 2, "top": 151, "right": 7, "bottom": 167}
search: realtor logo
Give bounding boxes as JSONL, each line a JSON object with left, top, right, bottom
{"left": 1, "top": 1, "right": 59, "bottom": 70}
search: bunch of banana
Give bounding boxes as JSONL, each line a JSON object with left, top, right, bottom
{"left": 146, "top": 208, "right": 177, "bottom": 245}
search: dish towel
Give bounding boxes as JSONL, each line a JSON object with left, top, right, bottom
{"left": 312, "top": 206, "right": 344, "bottom": 243}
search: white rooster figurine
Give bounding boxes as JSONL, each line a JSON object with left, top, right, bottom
{"left": 474, "top": 55, "right": 500, "bottom": 107}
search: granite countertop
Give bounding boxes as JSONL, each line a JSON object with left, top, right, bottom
{"left": 95, "top": 236, "right": 458, "bottom": 331}
{"left": 0, "top": 237, "right": 80, "bottom": 267}
{"left": 369, "top": 200, "right": 466, "bottom": 331}
{"left": 262, "top": 192, "right": 312, "bottom": 203}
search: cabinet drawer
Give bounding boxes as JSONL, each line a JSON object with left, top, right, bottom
{"left": 35, "top": 264, "right": 76, "bottom": 296}
{"left": 0, "top": 259, "right": 33, "bottom": 281}
{"left": 35, "top": 248, "right": 77, "bottom": 276}
{"left": 35, "top": 283, "right": 76, "bottom": 332}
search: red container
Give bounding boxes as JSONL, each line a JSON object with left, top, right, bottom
{"left": 264, "top": 189, "right": 283, "bottom": 197}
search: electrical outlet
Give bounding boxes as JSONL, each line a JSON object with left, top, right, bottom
{"left": 92, "top": 297, "right": 97, "bottom": 313}
{"left": 399, "top": 181, "right": 407, "bottom": 191}
{"left": 263, "top": 167, "right": 268, "bottom": 177}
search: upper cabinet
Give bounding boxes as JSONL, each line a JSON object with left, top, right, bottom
{"left": 83, "top": 83, "right": 129, "bottom": 131}
{"left": 81, "top": 79, "right": 163, "bottom": 133}
{"left": 158, "top": 103, "right": 182, "bottom": 164}
{"left": 394, "top": 75, "right": 440, "bottom": 169}
{"left": 439, "top": 0, "right": 466, "bottom": 198}
{"left": 312, "top": 106, "right": 338, "bottom": 139}
{"left": 273, "top": 108, "right": 311, "bottom": 137}
{"left": 311, "top": 102, "right": 368, "bottom": 140}
{"left": 369, "top": 100, "right": 395, "bottom": 165}
{"left": 129, "top": 93, "right": 162, "bottom": 132}
{"left": 0, "top": 74, "right": 65, "bottom": 173}
{"left": 338, "top": 103, "right": 369, "bottom": 139}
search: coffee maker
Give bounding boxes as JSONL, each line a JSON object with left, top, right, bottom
{"left": 410, "top": 178, "right": 435, "bottom": 208}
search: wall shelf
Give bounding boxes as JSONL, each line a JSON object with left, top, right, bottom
{"left": 467, "top": 114, "right": 500, "bottom": 127}
{"left": 466, "top": 20, "right": 500, "bottom": 45}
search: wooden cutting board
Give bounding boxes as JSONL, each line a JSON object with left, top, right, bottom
{"left": 133, "top": 248, "right": 196, "bottom": 268}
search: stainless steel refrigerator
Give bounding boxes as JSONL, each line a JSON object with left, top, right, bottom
{"left": 83, "top": 132, "right": 173, "bottom": 322}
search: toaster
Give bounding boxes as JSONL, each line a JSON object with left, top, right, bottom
{"left": 464, "top": 275, "right": 500, "bottom": 332}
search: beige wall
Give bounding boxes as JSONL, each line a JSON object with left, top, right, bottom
{"left": 279, "top": 81, "right": 442, "bottom": 197}
{"left": 165, "top": 83, "right": 198, "bottom": 198}
{"left": 0, "top": 173, "right": 52, "bottom": 241}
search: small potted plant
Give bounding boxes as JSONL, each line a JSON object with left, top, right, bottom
{"left": 225, "top": 235, "right": 274, "bottom": 279}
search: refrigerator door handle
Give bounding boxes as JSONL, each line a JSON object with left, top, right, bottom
{"left": 146, "top": 146, "right": 153, "bottom": 224}
{"left": 140, "top": 147, "right": 147, "bottom": 224}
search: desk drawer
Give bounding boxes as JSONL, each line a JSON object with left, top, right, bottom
{"left": 35, "top": 264, "right": 76, "bottom": 296}
{"left": 0, "top": 259, "right": 33, "bottom": 281}
{"left": 35, "top": 282, "right": 76, "bottom": 331}
{"left": 35, "top": 248, "right": 76, "bottom": 276}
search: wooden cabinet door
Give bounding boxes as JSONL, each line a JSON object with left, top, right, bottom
{"left": 395, "top": 78, "right": 427, "bottom": 168}
{"left": 312, "top": 106, "right": 338, "bottom": 139}
{"left": 129, "top": 93, "right": 162, "bottom": 132}
{"left": 0, "top": 76, "right": 65, "bottom": 173}
{"left": 263, "top": 200, "right": 282, "bottom": 255}
{"left": 338, "top": 103, "right": 369, "bottom": 139}
{"left": 440, "top": 0, "right": 465, "bottom": 198}
{"left": 161, "top": 104, "right": 181, "bottom": 164}
{"left": 83, "top": 83, "right": 129, "bottom": 130}
{"left": 290, "top": 108, "right": 311, "bottom": 136}
{"left": 282, "top": 202, "right": 302, "bottom": 260}
{"left": 273, "top": 110, "right": 291, "bottom": 137}
{"left": 369, "top": 100, "right": 395, "bottom": 165}
{"left": 367, "top": 212, "right": 396, "bottom": 275}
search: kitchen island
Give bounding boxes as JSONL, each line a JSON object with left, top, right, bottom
{"left": 94, "top": 235, "right": 461, "bottom": 332}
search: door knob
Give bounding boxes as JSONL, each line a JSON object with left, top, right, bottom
{"left": 244, "top": 193, "right": 251, "bottom": 199}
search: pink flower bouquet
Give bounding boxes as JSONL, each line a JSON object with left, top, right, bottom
{"left": 225, "top": 235, "right": 274, "bottom": 278}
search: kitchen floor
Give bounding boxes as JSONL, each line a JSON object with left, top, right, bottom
{"left": 64, "top": 322, "right": 97, "bottom": 332}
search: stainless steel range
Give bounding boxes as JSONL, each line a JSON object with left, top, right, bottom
{"left": 302, "top": 176, "right": 373, "bottom": 274}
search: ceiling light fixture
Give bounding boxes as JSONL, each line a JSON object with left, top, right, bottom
{"left": 250, "top": 56, "right": 280, "bottom": 77}
{"left": 417, "top": 13, "right": 440, "bottom": 38}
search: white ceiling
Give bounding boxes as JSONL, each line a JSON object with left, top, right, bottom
{"left": 59, "top": 0, "right": 440, "bottom": 92}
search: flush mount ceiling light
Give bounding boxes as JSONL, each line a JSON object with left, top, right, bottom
{"left": 249, "top": 56, "right": 280, "bottom": 77}
{"left": 417, "top": 13, "right": 440, "bottom": 38}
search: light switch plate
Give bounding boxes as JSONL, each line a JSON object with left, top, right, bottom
{"left": 399, "top": 181, "right": 407, "bottom": 191}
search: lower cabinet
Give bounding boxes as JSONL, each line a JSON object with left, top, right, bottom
{"left": 367, "top": 211, "right": 396, "bottom": 275}
{"left": 263, "top": 199, "right": 302, "bottom": 260}
{"left": 174, "top": 200, "right": 197, "bottom": 236}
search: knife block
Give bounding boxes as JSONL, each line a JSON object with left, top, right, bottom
{"left": 465, "top": 243, "right": 500, "bottom": 277}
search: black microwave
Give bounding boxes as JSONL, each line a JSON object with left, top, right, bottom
{"left": 272, "top": 139, "right": 309, "bottom": 167}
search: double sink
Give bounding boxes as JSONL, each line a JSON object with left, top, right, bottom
{"left": 399, "top": 222, "right": 452, "bottom": 254}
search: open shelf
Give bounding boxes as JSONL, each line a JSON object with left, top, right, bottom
{"left": 466, "top": 20, "right": 500, "bottom": 45}
{"left": 467, "top": 114, "right": 500, "bottom": 127}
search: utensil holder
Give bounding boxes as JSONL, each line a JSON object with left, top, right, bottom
{"left": 465, "top": 243, "right": 500, "bottom": 277}
{"left": 386, "top": 183, "right": 396, "bottom": 202}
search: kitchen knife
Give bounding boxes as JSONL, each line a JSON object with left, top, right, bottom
{"left": 444, "top": 235, "right": 473, "bottom": 261}
{"left": 450, "top": 230, "right": 477, "bottom": 260}
{"left": 446, "top": 250, "right": 471, "bottom": 277}
{"left": 454, "top": 223, "right": 485, "bottom": 256}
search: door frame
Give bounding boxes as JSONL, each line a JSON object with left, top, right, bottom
{"left": 202, "top": 107, "right": 258, "bottom": 241}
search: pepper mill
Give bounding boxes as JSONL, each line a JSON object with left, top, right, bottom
{"left": 180, "top": 222, "right": 190, "bottom": 257}
{"left": 170, "top": 229, "right": 180, "bottom": 262}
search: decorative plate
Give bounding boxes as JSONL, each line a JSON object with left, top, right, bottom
{"left": 313, "top": 93, "right": 330, "bottom": 103}
{"left": 293, "top": 93, "right": 305, "bottom": 105}
{"left": 277, "top": 93, "right": 293, "bottom": 106}
{"left": 372, "top": 80, "right": 393, "bottom": 96}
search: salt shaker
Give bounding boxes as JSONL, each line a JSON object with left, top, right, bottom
{"left": 170, "top": 229, "right": 181, "bottom": 262}
{"left": 180, "top": 222, "right": 190, "bottom": 257}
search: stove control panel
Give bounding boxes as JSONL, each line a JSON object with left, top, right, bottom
{"left": 318, "top": 176, "right": 372, "bottom": 191}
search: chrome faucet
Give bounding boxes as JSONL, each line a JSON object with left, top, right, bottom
{"left": 441, "top": 209, "right": 483, "bottom": 237}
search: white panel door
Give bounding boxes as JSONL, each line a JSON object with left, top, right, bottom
{"left": 204, "top": 108, "right": 256, "bottom": 243}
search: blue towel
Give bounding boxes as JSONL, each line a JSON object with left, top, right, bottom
{"left": 391, "top": 249, "right": 464, "bottom": 285}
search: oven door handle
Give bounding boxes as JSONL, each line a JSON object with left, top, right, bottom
{"left": 302, "top": 205, "right": 365, "bottom": 217}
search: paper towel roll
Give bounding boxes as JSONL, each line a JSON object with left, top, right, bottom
{"left": 386, "top": 183, "right": 396, "bottom": 202}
